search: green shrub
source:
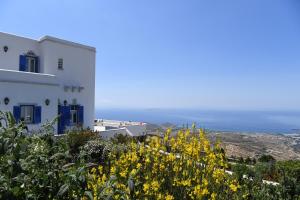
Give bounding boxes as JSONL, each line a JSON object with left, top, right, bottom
{"left": 110, "top": 133, "right": 134, "bottom": 144}
{"left": 277, "top": 160, "right": 300, "bottom": 199}
{"left": 65, "top": 130, "right": 98, "bottom": 157}
{"left": 1, "top": 110, "right": 300, "bottom": 199}
{"left": 0, "top": 111, "right": 92, "bottom": 199}
{"left": 258, "top": 154, "right": 276, "bottom": 163}
{"left": 232, "top": 163, "right": 255, "bottom": 182}
{"left": 80, "top": 138, "right": 112, "bottom": 164}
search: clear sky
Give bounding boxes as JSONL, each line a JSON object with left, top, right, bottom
{"left": 1, "top": 0, "right": 300, "bottom": 110}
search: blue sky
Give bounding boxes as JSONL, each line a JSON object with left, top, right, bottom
{"left": 1, "top": 0, "right": 300, "bottom": 110}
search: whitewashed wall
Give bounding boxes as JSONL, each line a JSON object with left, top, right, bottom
{"left": 0, "top": 32, "right": 96, "bottom": 133}
{"left": 0, "top": 32, "right": 41, "bottom": 71}
{"left": 40, "top": 38, "right": 96, "bottom": 129}
{"left": 0, "top": 81, "right": 59, "bottom": 132}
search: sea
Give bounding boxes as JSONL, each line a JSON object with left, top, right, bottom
{"left": 95, "top": 109, "right": 300, "bottom": 134}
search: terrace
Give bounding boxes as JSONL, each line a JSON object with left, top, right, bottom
{"left": 0, "top": 69, "right": 59, "bottom": 86}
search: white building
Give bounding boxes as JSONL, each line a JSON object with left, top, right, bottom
{"left": 0, "top": 32, "right": 96, "bottom": 134}
{"left": 94, "top": 119, "right": 147, "bottom": 138}
{"left": 97, "top": 125, "right": 147, "bottom": 139}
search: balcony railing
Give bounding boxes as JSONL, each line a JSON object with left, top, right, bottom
{"left": 0, "top": 69, "right": 59, "bottom": 86}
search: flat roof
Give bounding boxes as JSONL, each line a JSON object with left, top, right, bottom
{"left": 39, "top": 35, "right": 96, "bottom": 52}
{"left": 0, "top": 31, "right": 96, "bottom": 52}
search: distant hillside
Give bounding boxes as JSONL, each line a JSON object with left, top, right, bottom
{"left": 145, "top": 123, "right": 300, "bottom": 161}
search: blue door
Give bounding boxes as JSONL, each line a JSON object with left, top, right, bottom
{"left": 57, "top": 105, "right": 70, "bottom": 134}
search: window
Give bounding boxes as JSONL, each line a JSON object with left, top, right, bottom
{"left": 58, "top": 58, "right": 63, "bottom": 70}
{"left": 67, "top": 105, "right": 84, "bottom": 126}
{"left": 19, "top": 53, "right": 39, "bottom": 73}
{"left": 20, "top": 105, "right": 34, "bottom": 124}
{"left": 70, "top": 105, "right": 78, "bottom": 124}
{"left": 13, "top": 105, "right": 41, "bottom": 124}
{"left": 26, "top": 57, "right": 36, "bottom": 72}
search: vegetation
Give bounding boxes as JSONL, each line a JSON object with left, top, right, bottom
{"left": 87, "top": 129, "right": 240, "bottom": 199}
{"left": 231, "top": 156, "right": 300, "bottom": 199}
{"left": 0, "top": 111, "right": 299, "bottom": 199}
{"left": 0, "top": 111, "right": 93, "bottom": 199}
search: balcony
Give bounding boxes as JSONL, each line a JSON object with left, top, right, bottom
{"left": 0, "top": 69, "right": 59, "bottom": 86}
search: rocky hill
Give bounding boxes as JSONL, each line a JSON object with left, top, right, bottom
{"left": 145, "top": 123, "right": 300, "bottom": 161}
{"left": 207, "top": 132, "right": 300, "bottom": 161}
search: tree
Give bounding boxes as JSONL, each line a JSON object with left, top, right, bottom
{"left": 258, "top": 154, "right": 276, "bottom": 163}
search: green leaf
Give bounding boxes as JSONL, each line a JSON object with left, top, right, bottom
{"left": 62, "top": 163, "right": 75, "bottom": 169}
{"left": 85, "top": 162, "right": 97, "bottom": 168}
{"left": 7, "top": 160, "right": 13, "bottom": 165}
{"left": 57, "top": 184, "right": 69, "bottom": 196}
{"left": 12, "top": 186, "right": 20, "bottom": 195}
{"left": 84, "top": 191, "right": 93, "bottom": 200}
{"left": 50, "top": 152, "right": 65, "bottom": 160}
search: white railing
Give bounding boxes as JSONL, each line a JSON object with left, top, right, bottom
{"left": 0, "top": 69, "right": 59, "bottom": 86}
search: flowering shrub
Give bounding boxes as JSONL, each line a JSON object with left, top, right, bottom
{"left": 2, "top": 110, "right": 298, "bottom": 199}
{"left": 87, "top": 129, "right": 241, "bottom": 199}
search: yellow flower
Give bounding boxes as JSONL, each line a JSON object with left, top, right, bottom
{"left": 143, "top": 183, "right": 150, "bottom": 192}
{"left": 211, "top": 192, "right": 217, "bottom": 200}
{"left": 202, "top": 179, "right": 208, "bottom": 187}
{"left": 86, "top": 128, "right": 241, "bottom": 199}
{"left": 130, "top": 169, "right": 137, "bottom": 176}
{"left": 181, "top": 179, "right": 191, "bottom": 186}
{"left": 111, "top": 166, "right": 116, "bottom": 174}
{"left": 229, "top": 183, "right": 238, "bottom": 192}
{"left": 213, "top": 169, "right": 225, "bottom": 184}
{"left": 119, "top": 170, "right": 127, "bottom": 178}
{"left": 168, "top": 153, "right": 176, "bottom": 162}
{"left": 136, "top": 163, "right": 142, "bottom": 169}
{"left": 173, "top": 165, "right": 179, "bottom": 172}
{"left": 151, "top": 180, "right": 160, "bottom": 191}
{"left": 159, "top": 163, "right": 165, "bottom": 170}
{"left": 186, "top": 145, "right": 193, "bottom": 155}
{"left": 202, "top": 188, "right": 209, "bottom": 195}
{"left": 130, "top": 152, "right": 138, "bottom": 162}
{"left": 145, "top": 157, "right": 151, "bottom": 163}
{"left": 166, "top": 194, "right": 174, "bottom": 200}
{"left": 102, "top": 174, "right": 107, "bottom": 182}
{"left": 192, "top": 184, "right": 202, "bottom": 197}
{"left": 182, "top": 170, "right": 188, "bottom": 176}
{"left": 91, "top": 167, "right": 96, "bottom": 174}
{"left": 98, "top": 165, "right": 103, "bottom": 172}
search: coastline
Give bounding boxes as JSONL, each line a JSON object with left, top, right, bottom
{"left": 96, "top": 108, "right": 300, "bottom": 134}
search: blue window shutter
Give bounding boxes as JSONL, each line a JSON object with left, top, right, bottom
{"left": 57, "top": 105, "right": 64, "bottom": 134}
{"left": 35, "top": 57, "right": 39, "bottom": 73}
{"left": 19, "top": 55, "right": 27, "bottom": 71}
{"left": 62, "top": 106, "right": 71, "bottom": 126}
{"left": 34, "top": 106, "right": 42, "bottom": 124}
{"left": 13, "top": 106, "right": 21, "bottom": 122}
{"left": 78, "top": 106, "right": 84, "bottom": 125}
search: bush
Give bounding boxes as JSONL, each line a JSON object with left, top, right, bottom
{"left": 258, "top": 154, "right": 276, "bottom": 163}
{"left": 87, "top": 129, "right": 242, "bottom": 199}
{"left": 65, "top": 130, "right": 98, "bottom": 157}
{"left": 81, "top": 139, "right": 113, "bottom": 165}
{"left": 0, "top": 111, "right": 92, "bottom": 199}
{"left": 232, "top": 163, "right": 255, "bottom": 182}
{"left": 1, "top": 110, "right": 300, "bottom": 199}
{"left": 277, "top": 160, "right": 300, "bottom": 199}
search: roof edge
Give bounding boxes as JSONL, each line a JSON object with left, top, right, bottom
{"left": 0, "top": 31, "right": 38, "bottom": 42}
{"left": 39, "top": 35, "right": 96, "bottom": 52}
